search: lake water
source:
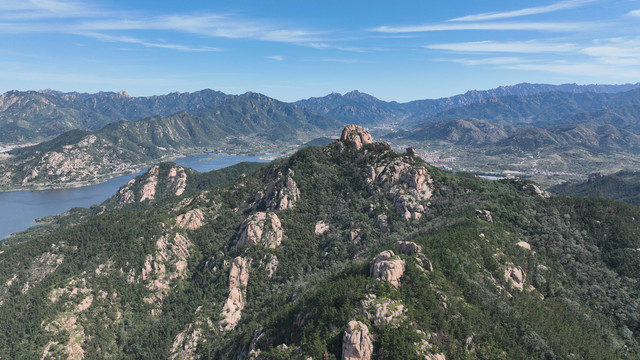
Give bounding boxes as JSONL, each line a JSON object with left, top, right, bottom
{"left": 0, "top": 154, "right": 272, "bottom": 239}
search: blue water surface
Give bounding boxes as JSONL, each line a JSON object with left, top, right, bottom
{"left": 0, "top": 154, "right": 272, "bottom": 239}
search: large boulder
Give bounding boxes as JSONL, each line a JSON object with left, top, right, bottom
{"left": 342, "top": 321, "right": 373, "bottom": 360}
{"left": 340, "top": 125, "right": 373, "bottom": 150}
{"left": 370, "top": 250, "right": 405, "bottom": 288}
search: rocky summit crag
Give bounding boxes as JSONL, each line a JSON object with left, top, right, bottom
{"left": 1, "top": 125, "right": 640, "bottom": 359}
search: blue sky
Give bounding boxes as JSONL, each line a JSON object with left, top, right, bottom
{"left": 1, "top": 0, "right": 639, "bottom": 102}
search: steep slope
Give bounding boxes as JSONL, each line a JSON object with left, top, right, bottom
{"left": 1, "top": 126, "right": 640, "bottom": 359}
{"left": 0, "top": 89, "right": 231, "bottom": 143}
{"left": 551, "top": 170, "right": 640, "bottom": 207}
{"left": 0, "top": 94, "right": 340, "bottom": 190}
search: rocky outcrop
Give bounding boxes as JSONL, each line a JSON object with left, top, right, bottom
{"left": 141, "top": 232, "right": 192, "bottom": 304}
{"left": 475, "top": 209, "right": 493, "bottom": 222}
{"left": 265, "top": 255, "right": 278, "bottom": 278}
{"left": 236, "top": 212, "right": 283, "bottom": 249}
{"left": 340, "top": 125, "right": 373, "bottom": 150}
{"left": 396, "top": 240, "right": 422, "bottom": 254}
{"left": 116, "top": 164, "right": 190, "bottom": 204}
{"left": 374, "top": 214, "right": 388, "bottom": 233}
{"left": 511, "top": 179, "right": 551, "bottom": 198}
{"left": 415, "top": 331, "right": 447, "bottom": 360}
{"left": 254, "top": 167, "right": 300, "bottom": 210}
{"left": 370, "top": 250, "right": 405, "bottom": 288}
{"left": 314, "top": 221, "right": 330, "bottom": 235}
{"left": 221, "top": 257, "right": 249, "bottom": 331}
{"left": 342, "top": 321, "right": 373, "bottom": 360}
{"left": 176, "top": 208, "right": 205, "bottom": 230}
{"left": 516, "top": 241, "right": 531, "bottom": 250}
{"left": 504, "top": 267, "right": 525, "bottom": 291}
{"left": 360, "top": 294, "right": 406, "bottom": 326}
{"left": 170, "top": 325, "right": 202, "bottom": 360}
{"left": 415, "top": 254, "right": 434, "bottom": 273}
{"left": 364, "top": 158, "right": 432, "bottom": 221}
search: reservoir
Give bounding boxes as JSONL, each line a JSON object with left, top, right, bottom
{"left": 0, "top": 154, "right": 272, "bottom": 239}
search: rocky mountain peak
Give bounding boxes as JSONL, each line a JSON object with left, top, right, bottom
{"left": 339, "top": 125, "right": 373, "bottom": 150}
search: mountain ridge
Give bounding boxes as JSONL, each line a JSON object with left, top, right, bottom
{"left": 0, "top": 94, "right": 340, "bottom": 190}
{"left": 1, "top": 125, "right": 639, "bottom": 359}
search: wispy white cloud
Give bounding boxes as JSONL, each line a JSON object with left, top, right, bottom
{"left": 371, "top": 21, "right": 590, "bottom": 34}
{"left": 503, "top": 61, "right": 640, "bottom": 78}
{"left": 449, "top": 0, "right": 591, "bottom": 22}
{"left": 320, "top": 58, "right": 359, "bottom": 64}
{"left": 72, "top": 14, "right": 324, "bottom": 44}
{"left": 628, "top": 10, "right": 640, "bottom": 17}
{"left": 444, "top": 57, "right": 527, "bottom": 65}
{"left": 426, "top": 40, "right": 577, "bottom": 53}
{"left": 0, "top": 0, "right": 107, "bottom": 20}
{"left": 579, "top": 38, "right": 640, "bottom": 65}
{"left": 82, "top": 32, "right": 222, "bottom": 52}
{"left": 0, "top": 3, "right": 327, "bottom": 46}
{"left": 267, "top": 55, "right": 285, "bottom": 61}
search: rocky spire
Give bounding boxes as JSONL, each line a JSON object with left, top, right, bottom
{"left": 340, "top": 125, "right": 373, "bottom": 150}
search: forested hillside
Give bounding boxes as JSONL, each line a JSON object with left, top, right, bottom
{"left": 1, "top": 126, "right": 639, "bottom": 359}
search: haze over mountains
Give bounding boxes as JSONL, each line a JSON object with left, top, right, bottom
{"left": 2, "top": 82, "right": 640, "bottom": 145}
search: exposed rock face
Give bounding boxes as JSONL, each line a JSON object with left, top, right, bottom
{"left": 374, "top": 214, "right": 388, "bottom": 233}
{"left": 116, "top": 164, "right": 189, "bottom": 204}
{"left": 236, "top": 212, "right": 283, "bottom": 249}
{"left": 360, "top": 294, "right": 406, "bottom": 326}
{"left": 504, "top": 267, "right": 525, "bottom": 291}
{"left": 476, "top": 209, "right": 493, "bottom": 222}
{"left": 170, "top": 325, "right": 202, "bottom": 360}
{"left": 265, "top": 255, "right": 278, "bottom": 278}
{"left": 516, "top": 241, "right": 531, "bottom": 250}
{"left": 255, "top": 167, "right": 300, "bottom": 210}
{"left": 340, "top": 125, "right": 373, "bottom": 150}
{"left": 406, "top": 147, "right": 417, "bottom": 157}
{"left": 221, "top": 256, "right": 249, "bottom": 331}
{"left": 512, "top": 179, "right": 551, "bottom": 198}
{"left": 415, "top": 254, "right": 434, "bottom": 273}
{"left": 342, "top": 321, "right": 373, "bottom": 360}
{"left": 364, "top": 158, "right": 433, "bottom": 221}
{"left": 176, "top": 208, "right": 205, "bottom": 230}
{"left": 141, "top": 233, "right": 192, "bottom": 304}
{"left": 370, "top": 250, "right": 405, "bottom": 288}
{"left": 314, "top": 221, "right": 330, "bottom": 235}
{"left": 415, "top": 332, "right": 447, "bottom": 360}
{"left": 396, "top": 240, "right": 422, "bottom": 254}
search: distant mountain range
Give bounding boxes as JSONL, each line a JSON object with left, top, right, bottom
{"left": 295, "top": 83, "right": 640, "bottom": 126}
{"left": 2, "top": 82, "right": 640, "bottom": 144}
{"left": 409, "top": 89, "right": 640, "bottom": 127}
{"left": 388, "top": 118, "right": 640, "bottom": 154}
{"left": 0, "top": 93, "right": 339, "bottom": 189}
